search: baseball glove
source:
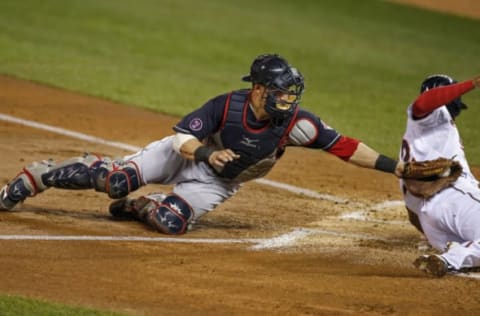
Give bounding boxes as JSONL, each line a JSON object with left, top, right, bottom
{"left": 402, "top": 158, "right": 463, "bottom": 199}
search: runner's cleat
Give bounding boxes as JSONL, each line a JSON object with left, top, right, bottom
{"left": 413, "top": 254, "right": 450, "bottom": 277}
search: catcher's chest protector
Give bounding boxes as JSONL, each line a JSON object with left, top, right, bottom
{"left": 215, "top": 90, "right": 296, "bottom": 180}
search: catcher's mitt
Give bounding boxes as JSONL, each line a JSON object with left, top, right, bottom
{"left": 402, "top": 158, "right": 463, "bottom": 199}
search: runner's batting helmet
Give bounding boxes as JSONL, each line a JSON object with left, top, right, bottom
{"left": 242, "top": 54, "right": 304, "bottom": 121}
{"left": 420, "top": 74, "right": 467, "bottom": 118}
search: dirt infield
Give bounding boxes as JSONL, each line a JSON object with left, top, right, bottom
{"left": 1, "top": 3, "right": 480, "bottom": 314}
{"left": 1, "top": 75, "right": 480, "bottom": 315}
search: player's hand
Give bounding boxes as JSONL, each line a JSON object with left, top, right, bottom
{"left": 208, "top": 149, "right": 240, "bottom": 167}
{"left": 394, "top": 161, "right": 405, "bottom": 178}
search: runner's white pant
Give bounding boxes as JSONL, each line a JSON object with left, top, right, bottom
{"left": 410, "top": 183, "right": 480, "bottom": 270}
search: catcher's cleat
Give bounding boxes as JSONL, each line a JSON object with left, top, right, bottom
{"left": 413, "top": 254, "right": 450, "bottom": 277}
{"left": 0, "top": 175, "right": 35, "bottom": 211}
{"left": 109, "top": 197, "right": 138, "bottom": 220}
{"left": 0, "top": 185, "right": 17, "bottom": 210}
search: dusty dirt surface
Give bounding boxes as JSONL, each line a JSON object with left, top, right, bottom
{"left": 1, "top": 74, "right": 480, "bottom": 316}
{"left": 1, "top": 4, "right": 480, "bottom": 313}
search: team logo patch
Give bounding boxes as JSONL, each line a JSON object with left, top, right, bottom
{"left": 189, "top": 118, "right": 203, "bottom": 131}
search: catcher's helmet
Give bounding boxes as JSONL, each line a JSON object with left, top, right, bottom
{"left": 242, "top": 54, "right": 304, "bottom": 121}
{"left": 420, "top": 74, "right": 467, "bottom": 118}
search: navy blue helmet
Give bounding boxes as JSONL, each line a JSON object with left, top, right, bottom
{"left": 243, "top": 54, "right": 304, "bottom": 121}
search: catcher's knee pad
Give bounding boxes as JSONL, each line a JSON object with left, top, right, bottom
{"left": 143, "top": 193, "right": 194, "bottom": 235}
{"left": 90, "top": 159, "right": 142, "bottom": 198}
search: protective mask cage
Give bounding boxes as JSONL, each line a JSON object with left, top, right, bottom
{"left": 264, "top": 67, "right": 304, "bottom": 121}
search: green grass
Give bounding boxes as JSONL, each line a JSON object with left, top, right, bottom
{"left": 0, "top": 0, "right": 479, "bottom": 164}
{"left": 0, "top": 294, "right": 126, "bottom": 316}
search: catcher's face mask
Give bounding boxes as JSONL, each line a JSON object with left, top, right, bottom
{"left": 243, "top": 54, "right": 304, "bottom": 123}
{"left": 265, "top": 86, "right": 299, "bottom": 111}
{"left": 263, "top": 67, "right": 304, "bottom": 121}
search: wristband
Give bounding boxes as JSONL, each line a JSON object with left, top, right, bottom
{"left": 374, "top": 154, "right": 397, "bottom": 174}
{"left": 194, "top": 146, "right": 215, "bottom": 163}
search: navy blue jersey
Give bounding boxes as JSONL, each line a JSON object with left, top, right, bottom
{"left": 173, "top": 90, "right": 341, "bottom": 151}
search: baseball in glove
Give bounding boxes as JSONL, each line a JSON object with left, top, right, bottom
{"left": 402, "top": 158, "right": 463, "bottom": 199}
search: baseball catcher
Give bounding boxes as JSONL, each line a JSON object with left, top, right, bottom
{"left": 0, "top": 53, "right": 406, "bottom": 235}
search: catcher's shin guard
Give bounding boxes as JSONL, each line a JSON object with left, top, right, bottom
{"left": 146, "top": 194, "right": 194, "bottom": 234}
{"left": 41, "top": 153, "right": 143, "bottom": 198}
{"left": 1, "top": 153, "right": 143, "bottom": 210}
{"left": 91, "top": 159, "right": 143, "bottom": 199}
{"left": 112, "top": 193, "right": 194, "bottom": 235}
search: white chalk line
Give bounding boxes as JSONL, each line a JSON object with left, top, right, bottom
{"left": 455, "top": 272, "right": 480, "bottom": 279}
{"left": 0, "top": 113, "right": 405, "bottom": 247}
{"left": 0, "top": 114, "right": 141, "bottom": 152}
{"left": 0, "top": 228, "right": 393, "bottom": 248}
{"left": 0, "top": 234, "right": 258, "bottom": 243}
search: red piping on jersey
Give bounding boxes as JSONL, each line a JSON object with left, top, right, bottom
{"left": 452, "top": 186, "right": 480, "bottom": 203}
{"left": 412, "top": 80, "right": 474, "bottom": 118}
{"left": 327, "top": 136, "right": 360, "bottom": 161}
{"left": 220, "top": 92, "right": 233, "bottom": 129}
{"left": 242, "top": 98, "right": 270, "bottom": 133}
{"left": 220, "top": 90, "right": 283, "bottom": 134}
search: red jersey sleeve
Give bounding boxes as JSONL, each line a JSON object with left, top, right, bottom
{"left": 412, "top": 80, "right": 474, "bottom": 118}
{"left": 327, "top": 136, "right": 360, "bottom": 161}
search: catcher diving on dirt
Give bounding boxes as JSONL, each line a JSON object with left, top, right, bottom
{"left": 1, "top": 53, "right": 411, "bottom": 234}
